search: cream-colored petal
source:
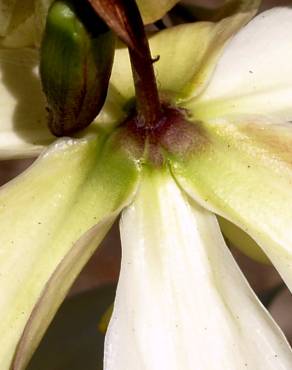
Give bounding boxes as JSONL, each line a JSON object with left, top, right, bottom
{"left": 192, "top": 7, "right": 292, "bottom": 121}
{"left": 0, "top": 48, "right": 53, "bottom": 159}
{"left": 0, "top": 132, "right": 140, "bottom": 370}
{"left": 152, "top": 12, "right": 256, "bottom": 101}
{"left": 104, "top": 170, "right": 292, "bottom": 370}
{"left": 170, "top": 118, "right": 292, "bottom": 292}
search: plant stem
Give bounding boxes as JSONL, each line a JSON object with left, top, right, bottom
{"left": 88, "top": 0, "right": 162, "bottom": 129}
{"left": 129, "top": 47, "right": 161, "bottom": 129}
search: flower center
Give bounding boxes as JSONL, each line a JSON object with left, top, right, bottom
{"left": 125, "top": 103, "right": 185, "bottom": 141}
{"left": 118, "top": 102, "right": 207, "bottom": 167}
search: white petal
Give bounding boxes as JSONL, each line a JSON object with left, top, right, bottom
{"left": 193, "top": 7, "right": 292, "bottom": 121}
{"left": 104, "top": 171, "right": 292, "bottom": 370}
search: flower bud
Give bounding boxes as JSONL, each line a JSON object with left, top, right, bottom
{"left": 40, "top": 0, "right": 115, "bottom": 136}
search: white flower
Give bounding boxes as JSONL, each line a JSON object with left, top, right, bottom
{"left": 0, "top": 2, "right": 292, "bottom": 369}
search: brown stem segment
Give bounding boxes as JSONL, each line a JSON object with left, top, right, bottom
{"left": 129, "top": 46, "right": 161, "bottom": 128}
{"left": 88, "top": 0, "right": 162, "bottom": 129}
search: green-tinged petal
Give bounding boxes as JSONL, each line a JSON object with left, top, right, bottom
{"left": 0, "top": 132, "right": 140, "bottom": 370}
{"left": 170, "top": 119, "right": 292, "bottom": 292}
{"left": 104, "top": 169, "right": 292, "bottom": 370}
{"left": 192, "top": 7, "right": 292, "bottom": 121}
{"left": 0, "top": 48, "right": 53, "bottom": 158}
{"left": 14, "top": 220, "right": 112, "bottom": 370}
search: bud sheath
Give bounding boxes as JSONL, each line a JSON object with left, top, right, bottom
{"left": 40, "top": 0, "right": 115, "bottom": 136}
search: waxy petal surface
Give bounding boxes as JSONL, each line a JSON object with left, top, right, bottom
{"left": 192, "top": 7, "right": 292, "bottom": 121}
{"left": 0, "top": 132, "right": 139, "bottom": 370}
{"left": 170, "top": 119, "right": 292, "bottom": 293}
{"left": 104, "top": 170, "right": 292, "bottom": 370}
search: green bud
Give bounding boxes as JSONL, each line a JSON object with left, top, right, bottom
{"left": 40, "top": 0, "right": 115, "bottom": 137}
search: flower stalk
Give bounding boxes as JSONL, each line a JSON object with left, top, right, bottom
{"left": 88, "top": 0, "right": 162, "bottom": 129}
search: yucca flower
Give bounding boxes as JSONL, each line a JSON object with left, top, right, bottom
{"left": 1, "top": 0, "right": 292, "bottom": 369}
